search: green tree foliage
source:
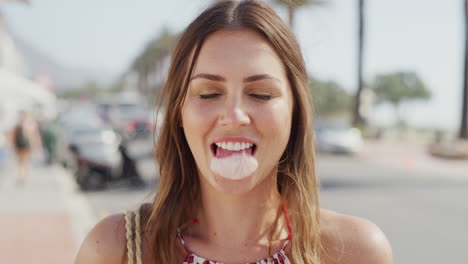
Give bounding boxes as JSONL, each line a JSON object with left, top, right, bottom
{"left": 372, "top": 71, "right": 431, "bottom": 124}
{"left": 56, "top": 81, "right": 104, "bottom": 99}
{"left": 108, "top": 77, "right": 127, "bottom": 94}
{"left": 131, "top": 29, "right": 179, "bottom": 97}
{"left": 55, "top": 79, "right": 128, "bottom": 99}
{"left": 310, "top": 78, "right": 352, "bottom": 117}
{"left": 57, "top": 89, "right": 85, "bottom": 99}
{"left": 372, "top": 72, "right": 430, "bottom": 105}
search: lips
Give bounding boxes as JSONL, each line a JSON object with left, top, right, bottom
{"left": 215, "top": 145, "right": 254, "bottom": 158}
{"left": 211, "top": 141, "right": 257, "bottom": 158}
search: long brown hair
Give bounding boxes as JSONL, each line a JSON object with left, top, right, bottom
{"left": 146, "top": 1, "right": 321, "bottom": 263}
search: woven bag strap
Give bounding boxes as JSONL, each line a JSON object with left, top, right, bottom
{"left": 124, "top": 209, "right": 143, "bottom": 264}
{"left": 124, "top": 210, "right": 134, "bottom": 264}
{"left": 135, "top": 208, "right": 142, "bottom": 264}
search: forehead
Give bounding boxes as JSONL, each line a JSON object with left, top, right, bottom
{"left": 192, "top": 29, "right": 287, "bottom": 79}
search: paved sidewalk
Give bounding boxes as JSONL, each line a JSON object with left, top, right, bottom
{"left": 0, "top": 158, "right": 97, "bottom": 264}
{"left": 359, "top": 139, "right": 468, "bottom": 179}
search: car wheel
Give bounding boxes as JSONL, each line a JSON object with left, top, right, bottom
{"left": 85, "top": 170, "right": 107, "bottom": 190}
{"left": 75, "top": 165, "right": 89, "bottom": 190}
{"left": 75, "top": 166, "right": 106, "bottom": 191}
{"left": 129, "top": 177, "right": 145, "bottom": 188}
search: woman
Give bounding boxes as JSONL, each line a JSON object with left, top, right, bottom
{"left": 11, "top": 110, "right": 41, "bottom": 186}
{"left": 75, "top": 1, "right": 393, "bottom": 263}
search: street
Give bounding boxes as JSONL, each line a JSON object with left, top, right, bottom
{"left": 318, "top": 154, "right": 468, "bottom": 264}
{"left": 1, "top": 138, "right": 466, "bottom": 263}
{"left": 75, "top": 138, "right": 468, "bottom": 263}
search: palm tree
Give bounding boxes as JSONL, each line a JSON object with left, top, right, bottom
{"left": 275, "top": 0, "right": 325, "bottom": 29}
{"left": 131, "top": 29, "right": 178, "bottom": 98}
{"left": 461, "top": 0, "right": 468, "bottom": 139}
{"left": 352, "top": 0, "right": 366, "bottom": 127}
{"left": 372, "top": 71, "right": 431, "bottom": 126}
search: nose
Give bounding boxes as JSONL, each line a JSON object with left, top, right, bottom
{"left": 218, "top": 96, "right": 250, "bottom": 127}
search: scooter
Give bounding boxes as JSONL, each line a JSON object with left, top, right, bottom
{"left": 70, "top": 142, "right": 144, "bottom": 191}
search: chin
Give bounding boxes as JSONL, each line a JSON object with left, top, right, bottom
{"left": 210, "top": 172, "right": 260, "bottom": 194}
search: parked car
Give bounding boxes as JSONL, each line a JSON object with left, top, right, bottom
{"left": 97, "top": 100, "right": 153, "bottom": 140}
{"left": 115, "top": 105, "right": 153, "bottom": 139}
{"left": 314, "top": 120, "right": 363, "bottom": 154}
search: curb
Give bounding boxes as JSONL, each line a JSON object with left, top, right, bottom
{"left": 53, "top": 166, "right": 98, "bottom": 249}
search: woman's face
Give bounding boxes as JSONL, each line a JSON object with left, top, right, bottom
{"left": 181, "top": 29, "right": 294, "bottom": 194}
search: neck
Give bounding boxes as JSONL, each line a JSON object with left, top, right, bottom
{"left": 194, "top": 172, "right": 283, "bottom": 250}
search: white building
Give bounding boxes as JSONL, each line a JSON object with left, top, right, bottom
{"left": 0, "top": 12, "right": 56, "bottom": 132}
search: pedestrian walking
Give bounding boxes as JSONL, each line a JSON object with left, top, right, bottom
{"left": 11, "top": 110, "right": 42, "bottom": 186}
{"left": 39, "top": 120, "right": 59, "bottom": 165}
{"left": 76, "top": 1, "right": 393, "bottom": 264}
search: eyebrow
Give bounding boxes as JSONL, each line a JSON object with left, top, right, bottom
{"left": 190, "top": 73, "right": 281, "bottom": 83}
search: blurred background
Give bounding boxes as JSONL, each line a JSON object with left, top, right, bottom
{"left": 0, "top": 0, "right": 467, "bottom": 263}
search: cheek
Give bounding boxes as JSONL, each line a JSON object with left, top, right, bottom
{"left": 254, "top": 101, "right": 293, "bottom": 139}
{"left": 181, "top": 100, "right": 219, "bottom": 153}
{"left": 182, "top": 100, "right": 218, "bottom": 128}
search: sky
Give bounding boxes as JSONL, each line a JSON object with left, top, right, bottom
{"left": 1, "top": 0, "right": 465, "bottom": 131}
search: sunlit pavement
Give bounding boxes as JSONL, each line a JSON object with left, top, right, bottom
{"left": 0, "top": 158, "right": 96, "bottom": 264}
{"left": 357, "top": 139, "right": 468, "bottom": 179}
{"left": 77, "top": 137, "right": 468, "bottom": 263}
{"left": 318, "top": 140, "right": 468, "bottom": 264}
{"left": 1, "top": 137, "right": 465, "bottom": 264}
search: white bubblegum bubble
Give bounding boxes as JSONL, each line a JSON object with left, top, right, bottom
{"left": 210, "top": 152, "right": 258, "bottom": 180}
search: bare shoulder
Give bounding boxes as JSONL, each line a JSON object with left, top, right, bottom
{"left": 320, "top": 209, "right": 393, "bottom": 264}
{"left": 75, "top": 213, "right": 127, "bottom": 264}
